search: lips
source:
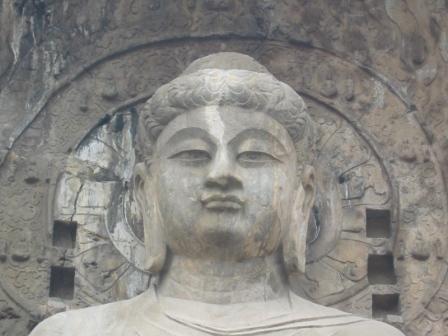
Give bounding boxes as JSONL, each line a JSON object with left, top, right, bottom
{"left": 200, "top": 194, "right": 245, "bottom": 211}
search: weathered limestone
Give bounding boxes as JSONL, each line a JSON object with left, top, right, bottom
{"left": 29, "top": 52, "right": 405, "bottom": 335}
{"left": 1, "top": 2, "right": 448, "bottom": 336}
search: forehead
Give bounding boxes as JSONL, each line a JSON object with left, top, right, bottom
{"left": 156, "top": 106, "right": 295, "bottom": 149}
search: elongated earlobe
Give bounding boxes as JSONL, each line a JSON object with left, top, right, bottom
{"left": 134, "top": 163, "right": 166, "bottom": 274}
{"left": 283, "top": 165, "right": 315, "bottom": 275}
{"left": 282, "top": 187, "right": 308, "bottom": 275}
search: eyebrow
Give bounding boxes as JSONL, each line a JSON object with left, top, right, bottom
{"left": 228, "top": 128, "right": 289, "bottom": 154}
{"left": 158, "top": 127, "right": 216, "bottom": 150}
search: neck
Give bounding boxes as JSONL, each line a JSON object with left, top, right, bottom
{"left": 156, "top": 252, "right": 289, "bottom": 304}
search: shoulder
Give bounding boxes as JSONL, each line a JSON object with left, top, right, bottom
{"left": 338, "top": 319, "right": 405, "bottom": 336}
{"left": 289, "top": 292, "right": 404, "bottom": 336}
{"left": 30, "top": 305, "right": 117, "bottom": 336}
{"left": 29, "top": 311, "right": 67, "bottom": 336}
{"left": 30, "top": 291, "right": 154, "bottom": 336}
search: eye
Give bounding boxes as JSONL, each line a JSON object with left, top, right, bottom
{"left": 237, "top": 151, "right": 278, "bottom": 164}
{"left": 170, "top": 150, "right": 211, "bottom": 163}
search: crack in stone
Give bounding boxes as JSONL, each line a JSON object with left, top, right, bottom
{"left": 69, "top": 181, "right": 84, "bottom": 225}
{"left": 91, "top": 136, "right": 126, "bottom": 159}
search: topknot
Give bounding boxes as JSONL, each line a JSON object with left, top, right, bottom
{"left": 182, "top": 52, "right": 270, "bottom": 75}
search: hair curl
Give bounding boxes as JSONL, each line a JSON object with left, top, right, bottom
{"left": 136, "top": 69, "right": 315, "bottom": 168}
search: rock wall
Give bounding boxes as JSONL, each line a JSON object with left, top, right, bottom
{"left": 0, "top": 1, "right": 447, "bottom": 335}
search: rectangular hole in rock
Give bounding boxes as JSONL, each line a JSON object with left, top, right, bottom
{"left": 52, "top": 220, "right": 77, "bottom": 248}
{"left": 368, "top": 254, "right": 397, "bottom": 284}
{"left": 49, "top": 266, "right": 75, "bottom": 300}
{"left": 372, "top": 294, "right": 400, "bottom": 318}
{"left": 366, "top": 209, "right": 391, "bottom": 238}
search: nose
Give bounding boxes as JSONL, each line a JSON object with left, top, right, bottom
{"left": 205, "top": 150, "right": 242, "bottom": 190}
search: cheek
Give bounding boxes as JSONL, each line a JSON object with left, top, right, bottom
{"left": 241, "top": 168, "right": 290, "bottom": 231}
{"left": 242, "top": 168, "right": 295, "bottom": 256}
{"left": 156, "top": 163, "right": 204, "bottom": 229}
{"left": 242, "top": 166, "right": 291, "bottom": 209}
{"left": 158, "top": 163, "right": 203, "bottom": 200}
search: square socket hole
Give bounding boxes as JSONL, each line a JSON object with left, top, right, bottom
{"left": 49, "top": 266, "right": 75, "bottom": 300}
{"left": 52, "top": 220, "right": 77, "bottom": 248}
{"left": 368, "top": 254, "right": 397, "bottom": 284}
{"left": 372, "top": 294, "right": 400, "bottom": 318}
{"left": 366, "top": 209, "right": 391, "bottom": 238}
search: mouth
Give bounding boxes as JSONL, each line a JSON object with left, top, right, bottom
{"left": 200, "top": 194, "right": 245, "bottom": 211}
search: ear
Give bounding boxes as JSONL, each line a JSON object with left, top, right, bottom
{"left": 283, "top": 165, "right": 315, "bottom": 275}
{"left": 134, "top": 163, "right": 148, "bottom": 212}
{"left": 301, "top": 165, "right": 316, "bottom": 218}
{"left": 134, "top": 162, "right": 166, "bottom": 274}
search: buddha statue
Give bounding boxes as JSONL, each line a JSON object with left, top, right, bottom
{"left": 30, "top": 53, "right": 404, "bottom": 336}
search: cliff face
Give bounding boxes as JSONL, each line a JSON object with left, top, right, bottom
{"left": 0, "top": 1, "right": 447, "bottom": 335}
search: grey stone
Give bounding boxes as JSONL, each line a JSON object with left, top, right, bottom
{"left": 30, "top": 52, "right": 405, "bottom": 336}
{"left": 0, "top": 2, "right": 447, "bottom": 335}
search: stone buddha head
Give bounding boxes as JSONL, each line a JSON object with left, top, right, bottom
{"left": 134, "top": 52, "right": 316, "bottom": 281}
{"left": 30, "top": 52, "right": 406, "bottom": 336}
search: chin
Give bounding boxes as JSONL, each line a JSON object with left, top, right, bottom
{"left": 199, "top": 222, "right": 245, "bottom": 246}
{"left": 194, "top": 216, "right": 247, "bottom": 257}
{"left": 201, "top": 229, "right": 242, "bottom": 249}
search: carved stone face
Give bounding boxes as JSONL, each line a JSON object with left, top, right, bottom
{"left": 150, "top": 105, "right": 299, "bottom": 260}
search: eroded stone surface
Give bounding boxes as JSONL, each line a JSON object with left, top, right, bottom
{"left": 0, "top": 1, "right": 446, "bottom": 335}
{"left": 29, "top": 52, "right": 405, "bottom": 336}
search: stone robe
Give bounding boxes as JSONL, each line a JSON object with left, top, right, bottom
{"left": 30, "top": 288, "right": 404, "bottom": 336}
